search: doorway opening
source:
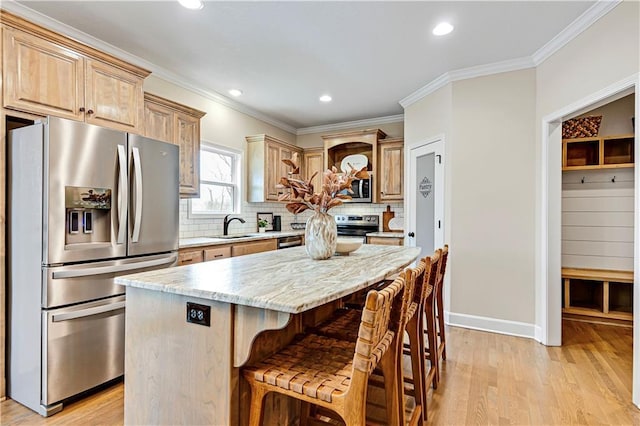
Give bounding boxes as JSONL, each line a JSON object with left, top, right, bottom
{"left": 539, "top": 74, "right": 639, "bottom": 406}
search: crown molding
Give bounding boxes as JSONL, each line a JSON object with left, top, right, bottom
{"left": 296, "top": 114, "right": 404, "bottom": 136}
{"left": 400, "top": 0, "right": 620, "bottom": 109}
{"left": 1, "top": 0, "right": 298, "bottom": 135}
{"left": 531, "top": 0, "right": 622, "bottom": 66}
{"left": 399, "top": 56, "right": 534, "bottom": 108}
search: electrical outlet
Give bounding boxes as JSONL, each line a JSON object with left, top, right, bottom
{"left": 186, "top": 302, "right": 210, "bottom": 327}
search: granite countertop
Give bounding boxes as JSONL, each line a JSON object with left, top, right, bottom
{"left": 116, "top": 245, "right": 421, "bottom": 314}
{"left": 179, "top": 230, "right": 305, "bottom": 249}
{"left": 366, "top": 232, "right": 405, "bottom": 238}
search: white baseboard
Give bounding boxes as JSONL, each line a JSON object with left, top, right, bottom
{"left": 446, "top": 311, "right": 536, "bottom": 339}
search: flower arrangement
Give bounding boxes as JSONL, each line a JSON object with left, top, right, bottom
{"left": 257, "top": 218, "right": 269, "bottom": 228}
{"left": 278, "top": 154, "right": 369, "bottom": 214}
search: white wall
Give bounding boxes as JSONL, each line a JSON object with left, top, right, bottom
{"left": 450, "top": 69, "right": 537, "bottom": 324}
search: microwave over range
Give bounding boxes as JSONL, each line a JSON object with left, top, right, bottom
{"left": 339, "top": 173, "right": 372, "bottom": 203}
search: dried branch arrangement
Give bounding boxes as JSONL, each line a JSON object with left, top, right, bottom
{"left": 278, "top": 154, "right": 369, "bottom": 214}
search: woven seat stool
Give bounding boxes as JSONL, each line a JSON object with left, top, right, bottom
{"left": 242, "top": 275, "right": 406, "bottom": 426}
{"left": 312, "top": 268, "right": 425, "bottom": 425}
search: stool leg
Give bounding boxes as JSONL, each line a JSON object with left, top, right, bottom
{"left": 248, "top": 384, "right": 268, "bottom": 426}
{"left": 437, "top": 290, "right": 446, "bottom": 361}
{"left": 406, "top": 315, "right": 426, "bottom": 423}
{"left": 424, "top": 300, "right": 439, "bottom": 389}
{"left": 380, "top": 345, "right": 402, "bottom": 426}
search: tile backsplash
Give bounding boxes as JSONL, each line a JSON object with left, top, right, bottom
{"left": 179, "top": 200, "right": 404, "bottom": 239}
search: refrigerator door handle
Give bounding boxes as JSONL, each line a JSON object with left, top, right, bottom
{"left": 131, "top": 146, "right": 143, "bottom": 243}
{"left": 52, "top": 301, "right": 126, "bottom": 322}
{"left": 51, "top": 254, "right": 178, "bottom": 279}
{"left": 116, "top": 144, "right": 127, "bottom": 245}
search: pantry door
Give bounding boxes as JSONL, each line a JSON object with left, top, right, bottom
{"left": 406, "top": 137, "right": 444, "bottom": 259}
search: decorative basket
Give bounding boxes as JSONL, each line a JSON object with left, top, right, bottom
{"left": 562, "top": 116, "right": 602, "bottom": 139}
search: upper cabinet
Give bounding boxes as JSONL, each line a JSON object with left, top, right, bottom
{"left": 562, "top": 134, "right": 634, "bottom": 171}
{"left": 302, "top": 148, "right": 324, "bottom": 193}
{"left": 321, "top": 129, "right": 390, "bottom": 203}
{"left": 246, "top": 134, "right": 302, "bottom": 202}
{"left": 378, "top": 137, "right": 404, "bottom": 201}
{"left": 2, "top": 12, "right": 149, "bottom": 133}
{"left": 143, "top": 93, "right": 206, "bottom": 198}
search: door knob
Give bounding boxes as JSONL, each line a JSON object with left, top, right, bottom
{"left": 408, "top": 232, "right": 415, "bottom": 237}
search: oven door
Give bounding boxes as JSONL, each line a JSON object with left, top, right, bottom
{"left": 42, "top": 295, "right": 125, "bottom": 405}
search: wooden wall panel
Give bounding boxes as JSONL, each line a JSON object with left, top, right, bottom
{"left": 561, "top": 184, "right": 634, "bottom": 271}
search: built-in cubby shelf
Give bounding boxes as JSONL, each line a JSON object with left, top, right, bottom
{"left": 563, "top": 134, "right": 634, "bottom": 171}
{"left": 562, "top": 268, "right": 633, "bottom": 322}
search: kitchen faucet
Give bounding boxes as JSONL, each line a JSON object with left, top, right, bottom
{"left": 223, "top": 215, "right": 245, "bottom": 235}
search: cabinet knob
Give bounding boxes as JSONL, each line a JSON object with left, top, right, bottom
{"left": 408, "top": 232, "right": 415, "bottom": 237}
{"left": 79, "top": 107, "right": 85, "bottom": 112}
{"left": 87, "top": 109, "right": 94, "bottom": 115}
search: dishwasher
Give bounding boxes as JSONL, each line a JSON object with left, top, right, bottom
{"left": 277, "top": 235, "right": 304, "bottom": 249}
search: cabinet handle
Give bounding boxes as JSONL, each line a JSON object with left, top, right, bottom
{"left": 87, "top": 109, "right": 94, "bottom": 115}
{"left": 214, "top": 254, "right": 224, "bottom": 258}
{"left": 79, "top": 107, "right": 85, "bottom": 112}
{"left": 183, "top": 258, "right": 193, "bottom": 262}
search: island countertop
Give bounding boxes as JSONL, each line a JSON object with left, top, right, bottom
{"left": 116, "top": 245, "right": 420, "bottom": 314}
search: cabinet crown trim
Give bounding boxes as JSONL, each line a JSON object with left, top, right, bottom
{"left": 1, "top": 10, "right": 150, "bottom": 78}
{"left": 144, "top": 93, "right": 206, "bottom": 118}
{"left": 245, "top": 134, "right": 299, "bottom": 150}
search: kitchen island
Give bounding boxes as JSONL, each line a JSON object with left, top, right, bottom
{"left": 116, "top": 244, "right": 420, "bottom": 425}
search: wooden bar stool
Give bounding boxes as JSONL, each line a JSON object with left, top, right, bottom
{"left": 313, "top": 265, "right": 427, "bottom": 425}
{"left": 242, "top": 275, "right": 406, "bottom": 426}
{"left": 435, "top": 245, "right": 449, "bottom": 364}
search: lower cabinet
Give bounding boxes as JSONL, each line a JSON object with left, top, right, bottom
{"left": 231, "top": 239, "right": 277, "bottom": 257}
{"left": 178, "top": 238, "right": 278, "bottom": 266}
{"left": 366, "top": 236, "right": 404, "bottom": 246}
{"left": 562, "top": 268, "right": 633, "bottom": 322}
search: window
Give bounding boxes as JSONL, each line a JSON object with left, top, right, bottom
{"left": 189, "top": 142, "right": 241, "bottom": 217}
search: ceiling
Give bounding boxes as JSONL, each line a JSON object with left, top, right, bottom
{"left": 11, "top": 1, "right": 598, "bottom": 130}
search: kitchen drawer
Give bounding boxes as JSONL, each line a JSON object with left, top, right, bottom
{"left": 204, "top": 246, "right": 231, "bottom": 261}
{"left": 178, "top": 249, "right": 204, "bottom": 265}
{"left": 366, "top": 236, "right": 404, "bottom": 246}
{"left": 231, "top": 239, "right": 277, "bottom": 257}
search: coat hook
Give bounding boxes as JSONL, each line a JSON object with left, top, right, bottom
{"left": 581, "top": 177, "right": 585, "bottom": 184}
{"left": 612, "top": 175, "right": 616, "bottom": 183}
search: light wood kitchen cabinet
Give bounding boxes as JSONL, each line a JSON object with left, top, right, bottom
{"left": 378, "top": 137, "right": 404, "bottom": 201}
{"left": 178, "top": 249, "right": 205, "bottom": 265}
{"left": 2, "top": 15, "right": 150, "bottom": 133}
{"left": 231, "top": 239, "right": 278, "bottom": 256}
{"left": 322, "top": 129, "right": 386, "bottom": 203}
{"left": 143, "top": 93, "right": 206, "bottom": 198}
{"left": 84, "top": 58, "right": 144, "bottom": 132}
{"left": 247, "top": 134, "right": 302, "bottom": 202}
{"left": 303, "top": 148, "right": 324, "bottom": 191}
{"left": 204, "top": 246, "right": 231, "bottom": 261}
{"left": 366, "top": 236, "right": 404, "bottom": 246}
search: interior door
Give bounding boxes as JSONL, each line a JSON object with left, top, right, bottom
{"left": 406, "top": 138, "right": 444, "bottom": 260}
{"left": 127, "top": 134, "right": 179, "bottom": 256}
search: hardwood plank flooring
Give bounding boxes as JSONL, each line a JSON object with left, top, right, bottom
{"left": 1, "top": 320, "right": 638, "bottom": 425}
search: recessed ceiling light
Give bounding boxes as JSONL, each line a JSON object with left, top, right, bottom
{"left": 319, "top": 95, "right": 332, "bottom": 103}
{"left": 228, "top": 89, "right": 243, "bottom": 97}
{"left": 432, "top": 22, "right": 454, "bottom": 36}
{"left": 178, "top": 0, "right": 204, "bottom": 10}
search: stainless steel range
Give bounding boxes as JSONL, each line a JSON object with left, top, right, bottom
{"left": 335, "top": 215, "right": 379, "bottom": 240}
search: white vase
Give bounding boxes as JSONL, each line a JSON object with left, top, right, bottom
{"left": 305, "top": 212, "right": 337, "bottom": 260}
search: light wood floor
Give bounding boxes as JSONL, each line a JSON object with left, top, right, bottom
{"left": 1, "top": 320, "right": 638, "bottom": 425}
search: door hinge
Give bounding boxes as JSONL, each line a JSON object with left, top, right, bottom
{"left": 438, "top": 220, "right": 441, "bottom": 229}
{"left": 436, "top": 154, "right": 442, "bottom": 164}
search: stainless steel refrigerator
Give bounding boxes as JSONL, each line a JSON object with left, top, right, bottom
{"left": 7, "top": 117, "right": 179, "bottom": 416}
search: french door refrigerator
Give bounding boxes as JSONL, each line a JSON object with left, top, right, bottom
{"left": 8, "top": 117, "right": 179, "bottom": 416}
